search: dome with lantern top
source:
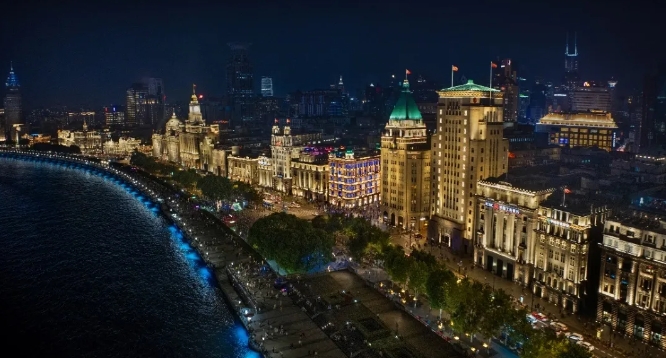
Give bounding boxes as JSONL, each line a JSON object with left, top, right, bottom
{"left": 165, "top": 110, "right": 182, "bottom": 133}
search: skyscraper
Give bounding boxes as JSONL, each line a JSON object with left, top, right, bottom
{"left": 562, "top": 33, "right": 580, "bottom": 91}
{"left": 380, "top": 74, "right": 431, "bottom": 232}
{"left": 226, "top": 43, "right": 255, "bottom": 128}
{"left": 125, "top": 82, "right": 148, "bottom": 127}
{"left": 431, "top": 80, "right": 509, "bottom": 253}
{"left": 261, "top": 77, "right": 273, "bottom": 97}
{"left": 492, "top": 59, "right": 519, "bottom": 122}
{"left": 4, "top": 62, "right": 22, "bottom": 139}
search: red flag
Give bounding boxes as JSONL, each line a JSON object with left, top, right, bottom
{"left": 491, "top": 62, "right": 498, "bottom": 69}
{"left": 406, "top": 69, "right": 412, "bottom": 75}
{"left": 452, "top": 65, "right": 459, "bottom": 72}
{"left": 564, "top": 188, "right": 572, "bottom": 194}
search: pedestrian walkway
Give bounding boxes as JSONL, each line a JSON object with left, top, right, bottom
{"left": 423, "top": 244, "right": 659, "bottom": 358}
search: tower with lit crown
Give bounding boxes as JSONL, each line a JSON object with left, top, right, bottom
{"left": 563, "top": 32, "right": 580, "bottom": 90}
{"left": 4, "top": 62, "right": 22, "bottom": 140}
{"left": 380, "top": 71, "right": 431, "bottom": 232}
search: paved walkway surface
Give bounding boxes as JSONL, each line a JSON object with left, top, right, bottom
{"left": 415, "top": 243, "right": 666, "bottom": 358}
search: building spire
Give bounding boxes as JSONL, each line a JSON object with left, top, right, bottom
{"left": 574, "top": 32, "right": 578, "bottom": 56}
{"left": 191, "top": 83, "right": 198, "bottom": 102}
{"left": 565, "top": 32, "right": 569, "bottom": 55}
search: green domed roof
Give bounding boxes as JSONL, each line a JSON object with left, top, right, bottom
{"left": 441, "top": 79, "right": 499, "bottom": 93}
{"left": 389, "top": 80, "right": 423, "bottom": 121}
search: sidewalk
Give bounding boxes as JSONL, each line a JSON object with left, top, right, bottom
{"left": 422, "top": 244, "right": 644, "bottom": 358}
{"left": 354, "top": 265, "right": 516, "bottom": 358}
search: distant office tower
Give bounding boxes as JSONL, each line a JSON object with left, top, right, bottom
{"left": 126, "top": 82, "right": 148, "bottom": 127}
{"left": 380, "top": 76, "right": 431, "bottom": 231}
{"left": 4, "top": 62, "right": 22, "bottom": 136}
{"left": 640, "top": 69, "right": 666, "bottom": 152}
{"left": 226, "top": 42, "right": 255, "bottom": 128}
{"left": 562, "top": 32, "right": 580, "bottom": 91}
{"left": 431, "top": 80, "right": 509, "bottom": 254}
{"left": 104, "top": 105, "right": 126, "bottom": 126}
{"left": 492, "top": 59, "right": 519, "bottom": 122}
{"left": 261, "top": 77, "right": 273, "bottom": 97}
{"left": 569, "top": 81, "right": 612, "bottom": 112}
{"left": 142, "top": 78, "right": 165, "bottom": 127}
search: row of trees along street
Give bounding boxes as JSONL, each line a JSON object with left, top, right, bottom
{"left": 130, "top": 152, "right": 262, "bottom": 206}
{"left": 304, "top": 214, "right": 592, "bottom": 358}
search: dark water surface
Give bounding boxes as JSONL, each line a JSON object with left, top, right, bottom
{"left": 0, "top": 158, "right": 256, "bottom": 357}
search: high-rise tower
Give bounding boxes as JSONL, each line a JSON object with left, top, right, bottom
{"left": 261, "top": 77, "right": 273, "bottom": 97}
{"left": 380, "top": 72, "right": 431, "bottom": 232}
{"left": 226, "top": 42, "right": 255, "bottom": 128}
{"left": 563, "top": 32, "right": 580, "bottom": 90}
{"left": 125, "top": 82, "right": 148, "bottom": 127}
{"left": 431, "top": 79, "right": 509, "bottom": 254}
{"left": 4, "top": 62, "right": 22, "bottom": 139}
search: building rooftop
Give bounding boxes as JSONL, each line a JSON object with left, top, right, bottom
{"left": 388, "top": 79, "right": 423, "bottom": 121}
{"left": 537, "top": 111, "right": 618, "bottom": 129}
{"left": 607, "top": 210, "right": 666, "bottom": 235}
{"left": 441, "top": 79, "right": 499, "bottom": 93}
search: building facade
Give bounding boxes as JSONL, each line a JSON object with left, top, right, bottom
{"left": 57, "top": 120, "right": 104, "bottom": 154}
{"left": 536, "top": 111, "right": 618, "bottom": 151}
{"left": 475, "top": 180, "right": 555, "bottom": 286}
{"left": 152, "top": 86, "right": 219, "bottom": 170}
{"left": 532, "top": 197, "right": 609, "bottom": 313}
{"left": 261, "top": 77, "right": 273, "bottom": 97}
{"left": 492, "top": 59, "right": 519, "bottom": 123}
{"left": 597, "top": 213, "right": 666, "bottom": 349}
{"left": 4, "top": 62, "right": 22, "bottom": 141}
{"left": 380, "top": 77, "right": 431, "bottom": 231}
{"left": 328, "top": 149, "right": 381, "bottom": 208}
{"left": 431, "top": 80, "right": 509, "bottom": 253}
{"left": 570, "top": 82, "right": 612, "bottom": 113}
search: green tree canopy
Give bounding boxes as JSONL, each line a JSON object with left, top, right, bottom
{"left": 407, "top": 260, "right": 429, "bottom": 306}
{"left": 248, "top": 212, "right": 334, "bottom": 274}
{"left": 426, "top": 268, "right": 455, "bottom": 315}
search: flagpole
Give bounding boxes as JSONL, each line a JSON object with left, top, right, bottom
{"left": 451, "top": 67, "right": 454, "bottom": 87}
{"left": 489, "top": 62, "right": 493, "bottom": 104}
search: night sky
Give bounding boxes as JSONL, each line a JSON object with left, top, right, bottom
{"left": 1, "top": 0, "right": 663, "bottom": 108}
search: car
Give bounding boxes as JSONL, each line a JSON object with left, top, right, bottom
{"left": 565, "top": 332, "right": 584, "bottom": 342}
{"left": 550, "top": 322, "right": 568, "bottom": 332}
{"left": 576, "top": 341, "right": 594, "bottom": 352}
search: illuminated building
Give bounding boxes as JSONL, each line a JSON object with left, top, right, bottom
{"left": 328, "top": 149, "right": 381, "bottom": 208}
{"left": 597, "top": 212, "right": 666, "bottom": 349}
{"left": 431, "top": 80, "right": 509, "bottom": 253}
{"left": 536, "top": 111, "right": 618, "bottom": 151}
{"left": 104, "top": 106, "right": 125, "bottom": 126}
{"left": 58, "top": 120, "right": 104, "bottom": 154}
{"left": 152, "top": 85, "right": 219, "bottom": 170}
{"left": 533, "top": 193, "right": 609, "bottom": 313}
{"left": 4, "top": 62, "right": 22, "bottom": 140}
{"left": 492, "top": 59, "right": 519, "bottom": 123}
{"left": 570, "top": 81, "right": 612, "bottom": 112}
{"left": 475, "top": 180, "right": 555, "bottom": 286}
{"left": 126, "top": 82, "right": 148, "bottom": 127}
{"left": 261, "top": 77, "right": 273, "bottom": 97}
{"left": 103, "top": 136, "right": 142, "bottom": 156}
{"left": 562, "top": 33, "right": 580, "bottom": 91}
{"left": 290, "top": 150, "right": 329, "bottom": 202}
{"left": 380, "top": 76, "right": 431, "bottom": 231}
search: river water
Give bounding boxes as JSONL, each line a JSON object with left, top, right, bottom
{"left": 0, "top": 158, "right": 257, "bottom": 357}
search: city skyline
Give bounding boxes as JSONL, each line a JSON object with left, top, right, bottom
{"left": 2, "top": 0, "right": 664, "bottom": 108}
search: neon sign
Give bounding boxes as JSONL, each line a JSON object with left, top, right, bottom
{"left": 546, "top": 218, "right": 570, "bottom": 228}
{"left": 485, "top": 201, "right": 520, "bottom": 215}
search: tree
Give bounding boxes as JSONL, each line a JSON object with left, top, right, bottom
{"left": 409, "top": 249, "right": 438, "bottom": 269}
{"left": 248, "top": 212, "right": 333, "bottom": 274}
{"left": 479, "top": 289, "right": 519, "bottom": 344}
{"left": 172, "top": 169, "right": 199, "bottom": 188}
{"left": 449, "top": 279, "right": 491, "bottom": 342}
{"left": 407, "top": 260, "right": 429, "bottom": 308}
{"left": 426, "top": 268, "right": 455, "bottom": 318}
{"left": 383, "top": 246, "right": 410, "bottom": 286}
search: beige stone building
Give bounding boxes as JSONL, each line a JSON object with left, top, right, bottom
{"left": 533, "top": 195, "right": 609, "bottom": 313}
{"left": 380, "top": 77, "right": 431, "bottom": 231}
{"left": 474, "top": 179, "right": 554, "bottom": 286}
{"left": 152, "top": 86, "right": 219, "bottom": 171}
{"left": 598, "top": 213, "right": 666, "bottom": 348}
{"left": 57, "top": 120, "right": 104, "bottom": 155}
{"left": 431, "top": 80, "right": 509, "bottom": 253}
